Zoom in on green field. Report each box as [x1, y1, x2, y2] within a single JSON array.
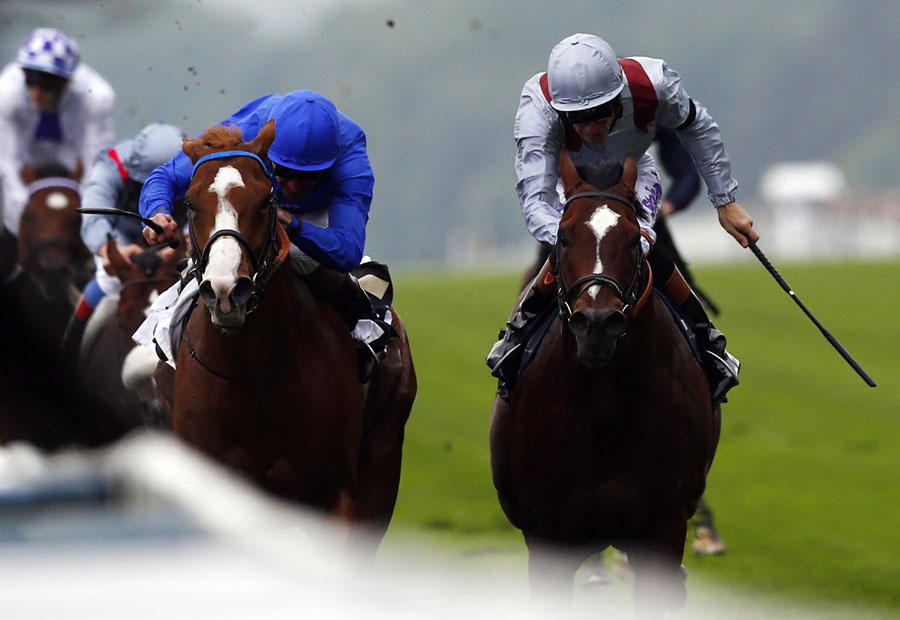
[[381, 258, 900, 614]]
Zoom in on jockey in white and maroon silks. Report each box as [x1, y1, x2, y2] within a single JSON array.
[[489, 33, 758, 407]]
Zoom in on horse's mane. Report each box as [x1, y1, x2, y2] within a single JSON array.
[[195, 124, 245, 150], [570, 160, 639, 211]]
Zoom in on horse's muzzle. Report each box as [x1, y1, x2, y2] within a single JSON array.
[[569, 307, 628, 366], [199, 275, 255, 329]]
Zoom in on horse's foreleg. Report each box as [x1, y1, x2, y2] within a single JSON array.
[[626, 514, 689, 618], [525, 536, 585, 612]]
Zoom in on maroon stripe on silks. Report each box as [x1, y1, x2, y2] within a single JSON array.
[[107, 148, 129, 182], [618, 58, 657, 133], [75, 297, 93, 321], [539, 73, 583, 152]]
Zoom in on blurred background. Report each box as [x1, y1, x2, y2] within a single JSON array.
[[4, 0, 900, 269], [1, 2, 898, 618]]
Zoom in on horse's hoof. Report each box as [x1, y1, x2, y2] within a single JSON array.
[[692, 525, 727, 555]]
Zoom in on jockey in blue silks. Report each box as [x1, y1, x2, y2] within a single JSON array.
[[138, 90, 386, 381]]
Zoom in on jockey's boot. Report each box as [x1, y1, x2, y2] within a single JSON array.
[[677, 289, 740, 407], [305, 266, 387, 383], [486, 259, 556, 396]]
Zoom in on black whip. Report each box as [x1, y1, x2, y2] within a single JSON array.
[[748, 241, 875, 387], [77, 207, 180, 249]]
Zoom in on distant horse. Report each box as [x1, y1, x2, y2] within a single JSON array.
[[75, 237, 182, 444], [169, 121, 415, 544], [490, 156, 719, 615], [7, 163, 91, 347]]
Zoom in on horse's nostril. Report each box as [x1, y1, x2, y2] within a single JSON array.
[[569, 310, 591, 335], [602, 310, 628, 336], [198, 280, 217, 306], [232, 277, 254, 305]]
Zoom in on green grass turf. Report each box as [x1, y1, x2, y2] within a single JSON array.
[[381, 258, 900, 612]]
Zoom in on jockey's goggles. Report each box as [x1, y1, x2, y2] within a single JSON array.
[[23, 68, 68, 93], [273, 163, 325, 182], [564, 100, 616, 126]]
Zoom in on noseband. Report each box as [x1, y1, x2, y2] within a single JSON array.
[[552, 190, 646, 322], [184, 151, 280, 309]]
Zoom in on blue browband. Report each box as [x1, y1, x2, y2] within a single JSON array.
[[191, 150, 270, 179]]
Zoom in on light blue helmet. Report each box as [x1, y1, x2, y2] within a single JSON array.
[[268, 91, 340, 172], [547, 33, 624, 112], [17, 28, 80, 79], [126, 122, 186, 183]]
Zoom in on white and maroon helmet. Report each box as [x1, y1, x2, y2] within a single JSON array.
[[547, 33, 624, 113]]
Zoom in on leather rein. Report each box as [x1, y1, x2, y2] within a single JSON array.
[[552, 190, 651, 321]]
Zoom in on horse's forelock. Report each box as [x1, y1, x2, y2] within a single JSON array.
[[195, 124, 245, 150]]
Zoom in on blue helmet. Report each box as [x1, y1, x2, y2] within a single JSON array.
[[17, 28, 80, 79], [268, 91, 340, 172]]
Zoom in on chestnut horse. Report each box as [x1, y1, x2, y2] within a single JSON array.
[[75, 238, 181, 443], [6, 163, 91, 347], [490, 157, 719, 615], [170, 121, 415, 545]]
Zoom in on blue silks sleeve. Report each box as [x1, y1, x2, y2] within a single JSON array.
[[288, 122, 374, 273], [138, 151, 194, 218], [139, 95, 277, 219]]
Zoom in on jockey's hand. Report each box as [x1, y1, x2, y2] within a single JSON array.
[[143, 213, 177, 246], [717, 202, 759, 248], [276, 207, 301, 234]]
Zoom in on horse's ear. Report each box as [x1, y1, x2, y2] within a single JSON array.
[[182, 137, 205, 164], [71, 159, 84, 183], [247, 119, 276, 159], [559, 152, 584, 198], [20, 163, 37, 185], [620, 155, 638, 191]]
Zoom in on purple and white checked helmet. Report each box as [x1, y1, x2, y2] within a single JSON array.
[[16, 28, 80, 79]]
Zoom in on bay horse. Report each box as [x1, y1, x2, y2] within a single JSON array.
[[7, 162, 91, 348], [74, 237, 182, 443], [490, 156, 719, 616], [169, 121, 415, 546]]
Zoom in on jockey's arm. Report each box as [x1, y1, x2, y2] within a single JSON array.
[[0, 97, 28, 235], [139, 151, 192, 245], [653, 61, 757, 246], [286, 130, 373, 273], [80, 150, 124, 254]]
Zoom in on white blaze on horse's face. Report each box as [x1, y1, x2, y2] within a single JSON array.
[[204, 165, 245, 312], [45, 191, 69, 210], [585, 204, 620, 299]]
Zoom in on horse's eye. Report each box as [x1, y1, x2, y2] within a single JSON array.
[[558, 231, 570, 248]]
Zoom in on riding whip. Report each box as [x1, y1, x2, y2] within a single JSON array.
[[77, 207, 180, 249], [748, 241, 876, 387]]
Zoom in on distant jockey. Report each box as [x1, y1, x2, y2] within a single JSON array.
[[61, 122, 186, 359], [0, 27, 115, 275], [138, 90, 389, 381], [488, 33, 759, 406]]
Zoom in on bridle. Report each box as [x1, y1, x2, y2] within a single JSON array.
[[552, 190, 646, 322], [184, 150, 280, 313]]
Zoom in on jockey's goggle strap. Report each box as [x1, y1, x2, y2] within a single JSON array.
[[191, 151, 270, 179]]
